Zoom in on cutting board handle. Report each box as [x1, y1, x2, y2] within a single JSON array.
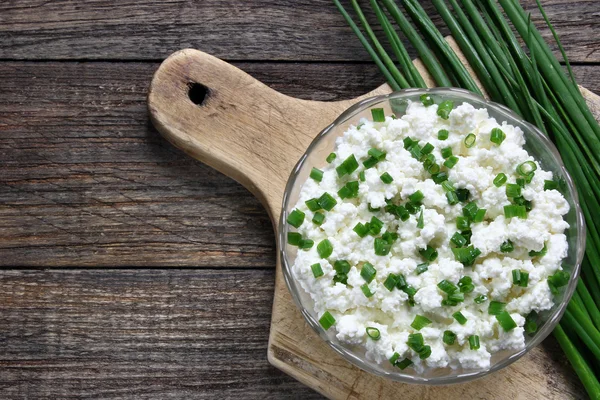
[[148, 49, 388, 220], [148, 50, 326, 218]]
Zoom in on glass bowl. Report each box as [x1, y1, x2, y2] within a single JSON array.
[[278, 88, 585, 385]]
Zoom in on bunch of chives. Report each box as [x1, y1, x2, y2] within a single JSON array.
[[334, 0, 600, 395]]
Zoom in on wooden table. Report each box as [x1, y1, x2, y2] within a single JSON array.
[[0, 1, 598, 398]]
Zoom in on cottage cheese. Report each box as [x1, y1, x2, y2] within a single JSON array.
[[288, 100, 570, 372]]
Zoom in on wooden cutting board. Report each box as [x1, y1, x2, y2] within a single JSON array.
[[148, 40, 596, 399]]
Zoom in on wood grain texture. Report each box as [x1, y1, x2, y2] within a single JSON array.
[[1, 61, 599, 267], [0, 0, 598, 62], [0, 269, 323, 399]]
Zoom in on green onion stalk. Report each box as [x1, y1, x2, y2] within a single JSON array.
[[334, 0, 600, 395]]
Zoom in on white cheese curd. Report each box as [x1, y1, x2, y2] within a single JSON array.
[[288, 100, 570, 372]]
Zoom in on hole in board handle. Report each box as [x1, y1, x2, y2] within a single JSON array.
[[188, 82, 209, 106]]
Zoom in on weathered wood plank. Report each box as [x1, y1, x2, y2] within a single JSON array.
[[0, 269, 324, 399], [1, 62, 599, 267], [0, 0, 598, 62]]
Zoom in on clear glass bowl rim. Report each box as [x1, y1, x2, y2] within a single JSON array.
[[277, 87, 585, 385]]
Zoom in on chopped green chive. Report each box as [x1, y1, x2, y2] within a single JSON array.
[[422, 153, 436, 167], [496, 311, 517, 331], [409, 190, 424, 204], [395, 358, 413, 370], [287, 232, 302, 246], [419, 245, 438, 261], [462, 202, 479, 221], [403, 137, 415, 149], [504, 205, 527, 219], [488, 301, 506, 316], [464, 133, 476, 148], [441, 180, 455, 192], [312, 212, 325, 225], [417, 208, 424, 229], [389, 352, 400, 365], [298, 239, 314, 250], [443, 330, 456, 345], [548, 270, 570, 295], [544, 180, 559, 191], [468, 335, 480, 350], [419, 345, 432, 360], [525, 312, 538, 336], [409, 144, 423, 161], [333, 260, 351, 285], [374, 238, 391, 256], [311, 263, 324, 278], [517, 161, 537, 177], [456, 216, 470, 231], [493, 173, 508, 187], [473, 208, 486, 223], [380, 172, 394, 184], [371, 108, 385, 122], [357, 122, 364, 130], [368, 216, 384, 236], [407, 333, 424, 352], [420, 93, 434, 106], [432, 172, 448, 184], [317, 192, 337, 211], [506, 183, 522, 198], [448, 292, 465, 303], [441, 147, 453, 158], [336, 154, 359, 177], [353, 222, 369, 238], [338, 181, 359, 199], [446, 191, 459, 205], [366, 327, 381, 340], [516, 178, 525, 188], [456, 188, 470, 202], [411, 315, 432, 330], [360, 262, 376, 283], [305, 198, 321, 212], [453, 311, 467, 325], [359, 171, 365, 182], [513, 196, 533, 211], [460, 283, 475, 294], [427, 163, 441, 175], [437, 100, 454, 119], [525, 173, 534, 184], [490, 128, 506, 145], [421, 143, 434, 155], [416, 262, 429, 275], [438, 280, 458, 294], [451, 232, 467, 248], [512, 269, 522, 285], [363, 156, 379, 169], [529, 244, 547, 257], [444, 156, 459, 169], [395, 274, 407, 289], [382, 231, 398, 245], [474, 295, 488, 304], [384, 273, 398, 291], [368, 148, 387, 161], [319, 311, 336, 330], [326, 153, 336, 163], [360, 283, 374, 298], [438, 129, 449, 140], [310, 167, 324, 182], [500, 240, 514, 253], [317, 239, 333, 259], [452, 245, 481, 266], [520, 271, 529, 287], [287, 209, 305, 228]]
